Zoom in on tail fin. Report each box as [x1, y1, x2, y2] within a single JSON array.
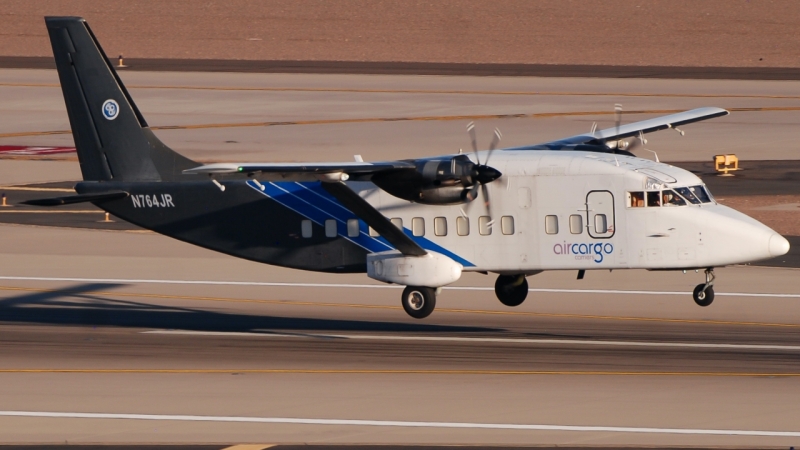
[[45, 17, 197, 181]]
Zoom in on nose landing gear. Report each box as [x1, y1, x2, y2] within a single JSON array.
[[495, 274, 529, 307], [692, 268, 715, 307], [401, 286, 437, 319]]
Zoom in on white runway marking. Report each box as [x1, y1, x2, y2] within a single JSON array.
[[143, 330, 800, 352], [1, 275, 799, 298], [0, 410, 798, 437]]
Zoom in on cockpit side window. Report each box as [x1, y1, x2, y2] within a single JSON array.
[[628, 192, 645, 208], [662, 189, 687, 207], [675, 187, 701, 205], [646, 191, 661, 207], [691, 185, 713, 203]]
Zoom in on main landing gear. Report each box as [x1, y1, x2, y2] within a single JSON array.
[[495, 274, 529, 307], [692, 268, 715, 307], [401, 286, 437, 319]]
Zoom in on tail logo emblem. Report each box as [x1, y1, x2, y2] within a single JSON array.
[[102, 99, 119, 120]]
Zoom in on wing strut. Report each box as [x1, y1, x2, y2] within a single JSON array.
[[320, 182, 427, 257]]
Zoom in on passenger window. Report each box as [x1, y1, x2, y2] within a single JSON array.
[[434, 217, 447, 236], [545, 215, 558, 235], [501, 216, 514, 235], [412, 217, 425, 236], [301, 220, 313, 238], [369, 227, 379, 237], [479, 216, 493, 235], [594, 214, 607, 234], [347, 219, 360, 237], [569, 214, 583, 234], [325, 219, 337, 237], [647, 191, 661, 207], [391, 218, 403, 229], [628, 191, 645, 208], [456, 216, 470, 236], [662, 190, 687, 207]]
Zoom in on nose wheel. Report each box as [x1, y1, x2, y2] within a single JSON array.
[[495, 274, 529, 307], [692, 268, 715, 307], [401, 286, 437, 319]]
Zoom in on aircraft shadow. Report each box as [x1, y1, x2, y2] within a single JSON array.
[[0, 283, 497, 334]]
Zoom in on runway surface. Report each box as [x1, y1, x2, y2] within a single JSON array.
[[1, 223, 800, 446], [3, 69, 800, 163], [1, 69, 800, 447]]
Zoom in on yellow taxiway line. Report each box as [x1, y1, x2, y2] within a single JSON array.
[[0, 284, 798, 329], [1, 106, 799, 139], [0, 368, 797, 376], [4, 81, 800, 100]]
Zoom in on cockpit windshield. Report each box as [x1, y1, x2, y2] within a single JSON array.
[[627, 185, 714, 208]]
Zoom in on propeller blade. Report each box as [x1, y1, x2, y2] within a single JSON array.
[[484, 127, 502, 166], [614, 103, 622, 135], [466, 121, 479, 164], [481, 183, 491, 218]]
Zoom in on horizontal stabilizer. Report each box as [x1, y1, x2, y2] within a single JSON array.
[[22, 191, 128, 206]]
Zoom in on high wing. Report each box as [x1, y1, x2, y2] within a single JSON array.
[[509, 107, 729, 150], [183, 161, 416, 181]]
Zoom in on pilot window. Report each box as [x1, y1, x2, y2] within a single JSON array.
[[391, 218, 403, 229], [647, 191, 661, 207], [545, 215, 558, 234], [662, 190, 687, 207], [501, 216, 514, 235], [594, 214, 607, 234], [301, 220, 313, 238], [412, 217, 425, 236], [479, 216, 492, 235], [628, 191, 645, 208], [692, 185, 713, 203], [456, 216, 470, 236], [674, 187, 699, 204], [347, 219, 359, 237], [434, 217, 447, 236], [325, 219, 337, 237], [569, 214, 583, 234]]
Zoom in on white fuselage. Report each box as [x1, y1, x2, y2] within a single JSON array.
[[361, 150, 788, 273]]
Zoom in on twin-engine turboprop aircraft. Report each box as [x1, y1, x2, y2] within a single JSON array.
[[31, 17, 790, 319]]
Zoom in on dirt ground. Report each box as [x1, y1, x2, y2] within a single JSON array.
[[2, 0, 800, 67]]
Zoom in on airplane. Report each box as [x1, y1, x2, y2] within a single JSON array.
[[28, 16, 790, 319]]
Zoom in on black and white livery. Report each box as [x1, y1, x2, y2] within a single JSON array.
[[31, 17, 790, 319]]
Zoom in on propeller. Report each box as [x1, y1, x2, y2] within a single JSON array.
[[464, 122, 503, 217]]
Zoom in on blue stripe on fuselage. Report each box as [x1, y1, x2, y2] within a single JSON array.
[[247, 180, 474, 267]]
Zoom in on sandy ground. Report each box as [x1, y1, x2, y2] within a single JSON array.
[[2, 0, 800, 68]]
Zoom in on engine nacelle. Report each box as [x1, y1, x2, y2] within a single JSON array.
[[371, 154, 500, 205], [367, 250, 463, 287]]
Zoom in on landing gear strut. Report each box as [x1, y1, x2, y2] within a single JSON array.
[[495, 274, 529, 307], [401, 286, 437, 319], [692, 268, 715, 307]]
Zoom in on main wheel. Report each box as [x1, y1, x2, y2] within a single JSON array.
[[495, 275, 529, 307], [401, 286, 436, 319], [693, 284, 715, 307]]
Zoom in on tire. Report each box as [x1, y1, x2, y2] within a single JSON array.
[[401, 286, 436, 319], [693, 284, 714, 307], [495, 275, 529, 307]]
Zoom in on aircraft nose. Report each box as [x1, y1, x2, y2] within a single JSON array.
[[769, 234, 790, 257]]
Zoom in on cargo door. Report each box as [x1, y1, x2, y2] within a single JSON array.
[[586, 190, 615, 239]]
